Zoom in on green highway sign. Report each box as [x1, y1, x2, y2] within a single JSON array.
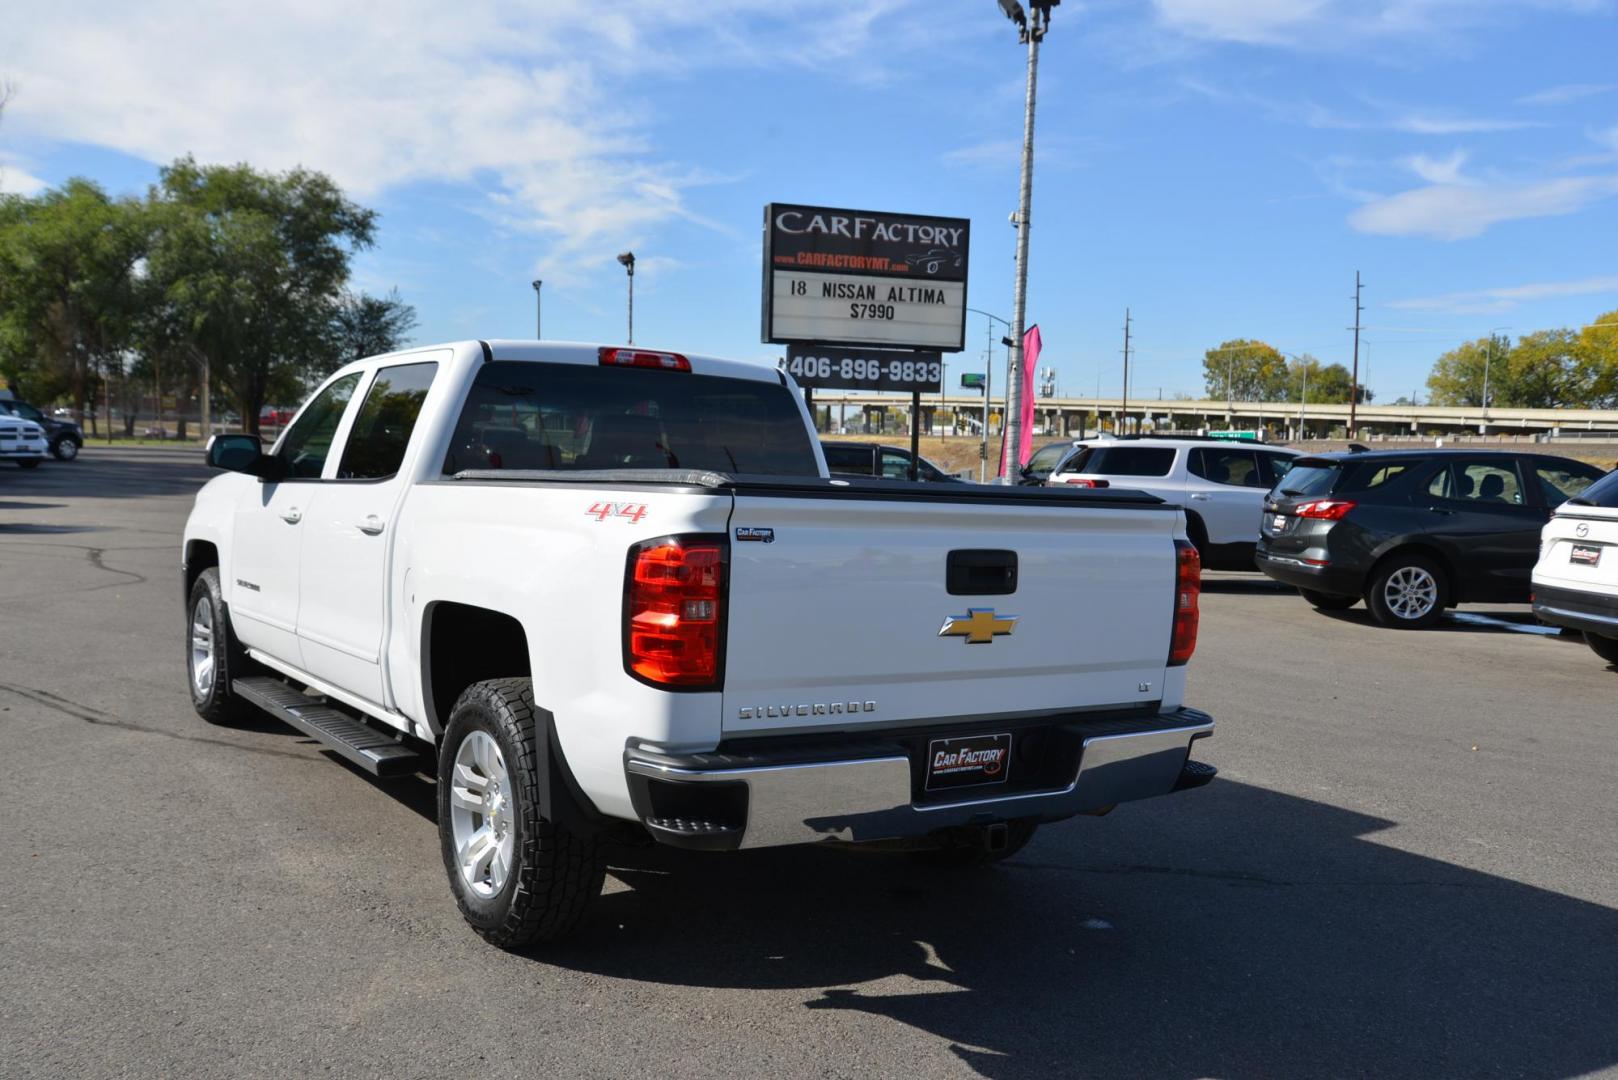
[[1208, 429, 1259, 440], [960, 372, 986, 390]]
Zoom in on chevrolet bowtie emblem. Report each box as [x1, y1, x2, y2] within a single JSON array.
[[939, 608, 1018, 644]]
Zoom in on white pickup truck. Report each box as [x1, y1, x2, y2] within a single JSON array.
[[182, 341, 1214, 948]]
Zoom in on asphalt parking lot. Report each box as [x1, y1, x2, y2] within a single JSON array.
[[3, 448, 1616, 1079]]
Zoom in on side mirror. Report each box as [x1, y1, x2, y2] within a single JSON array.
[[205, 434, 286, 481]]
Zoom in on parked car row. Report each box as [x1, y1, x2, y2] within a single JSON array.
[[1021, 434, 1617, 668]]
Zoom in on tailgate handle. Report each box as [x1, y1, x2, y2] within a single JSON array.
[[947, 549, 1018, 596]]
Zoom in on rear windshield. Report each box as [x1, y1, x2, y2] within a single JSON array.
[[1275, 464, 1340, 497], [1065, 445, 1176, 477], [1277, 459, 1416, 497], [1570, 468, 1618, 508], [442, 361, 819, 476]]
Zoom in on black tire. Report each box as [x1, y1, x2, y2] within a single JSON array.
[[185, 567, 258, 725], [17, 459, 41, 469], [438, 678, 605, 949], [1299, 587, 1358, 611], [52, 438, 80, 461], [1365, 552, 1448, 630], [916, 820, 1038, 868], [1587, 633, 1618, 666]]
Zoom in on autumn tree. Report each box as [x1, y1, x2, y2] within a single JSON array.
[[1203, 339, 1288, 401]]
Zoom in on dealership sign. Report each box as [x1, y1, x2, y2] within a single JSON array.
[[762, 203, 970, 358]]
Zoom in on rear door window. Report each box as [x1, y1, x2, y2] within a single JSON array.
[[822, 445, 875, 475], [1190, 447, 1264, 487], [443, 361, 820, 476], [337, 362, 439, 480], [1024, 442, 1074, 478], [1428, 459, 1526, 506]]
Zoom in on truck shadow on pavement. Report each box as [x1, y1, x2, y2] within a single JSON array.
[[1, 450, 215, 499], [539, 780, 1618, 1079]]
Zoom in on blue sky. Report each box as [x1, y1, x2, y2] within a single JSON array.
[[3, 0, 1617, 402]]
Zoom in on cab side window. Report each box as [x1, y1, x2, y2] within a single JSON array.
[[337, 362, 439, 480], [277, 373, 361, 479], [822, 445, 874, 475], [1191, 447, 1265, 488]]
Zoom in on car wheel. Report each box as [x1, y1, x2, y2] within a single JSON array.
[[1365, 553, 1447, 629], [186, 568, 258, 724], [1587, 633, 1618, 666], [1299, 588, 1358, 611], [52, 438, 80, 461], [915, 820, 1038, 868], [438, 678, 605, 948]]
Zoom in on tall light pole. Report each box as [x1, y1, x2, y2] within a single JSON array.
[[970, 307, 1011, 481], [1349, 271, 1364, 438], [616, 251, 635, 344], [531, 279, 543, 339], [995, 0, 1057, 482]]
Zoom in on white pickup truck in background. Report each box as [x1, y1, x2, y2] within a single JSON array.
[[182, 341, 1214, 948]]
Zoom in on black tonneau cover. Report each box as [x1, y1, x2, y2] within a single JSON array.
[[451, 468, 1168, 509]]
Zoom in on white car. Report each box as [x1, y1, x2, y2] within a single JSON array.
[[1531, 467, 1618, 666], [1024, 437, 1302, 570], [0, 416, 48, 468], [181, 340, 1216, 948]]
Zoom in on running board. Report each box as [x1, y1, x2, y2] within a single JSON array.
[[233, 676, 426, 778]]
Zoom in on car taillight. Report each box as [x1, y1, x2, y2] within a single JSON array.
[[1294, 499, 1357, 520], [1169, 539, 1201, 666], [1063, 478, 1109, 488], [625, 536, 725, 688], [599, 347, 691, 371]]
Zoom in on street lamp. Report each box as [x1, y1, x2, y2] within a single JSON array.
[[993, 0, 1059, 483], [616, 252, 636, 344], [969, 307, 1012, 482], [531, 279, 543, 339]]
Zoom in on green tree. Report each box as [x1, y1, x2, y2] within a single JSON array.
[[1426, 330, 1587, 408], [1425, 334, 1510, 407], [1577, 308, 1618, 407], [0, 180, 148, 426], [331, 288, 418, 365], [146, 156, 376, 434], [1203, 339, 1287, 401]]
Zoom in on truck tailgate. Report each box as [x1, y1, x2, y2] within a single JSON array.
[[722, 488, 1179, 734]]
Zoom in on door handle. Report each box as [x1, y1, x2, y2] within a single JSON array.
[[280, 508, 302, 524], [357, 515, 385, 535], [1430, 508, 1456, 516], [1189, 493, 1212, 501]]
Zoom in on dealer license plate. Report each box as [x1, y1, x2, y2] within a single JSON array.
[[1270, 514, 1288, 532], [1570, 544, 1602, 567], [925, 732, 1012, 792]]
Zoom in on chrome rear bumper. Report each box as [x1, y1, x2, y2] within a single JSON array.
[[624, 708, 1214, 851]]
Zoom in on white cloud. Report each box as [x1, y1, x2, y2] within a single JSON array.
[[1349, 174, 1618, 239], [1153, 0, 1612, 49], [1404, 150, 1470, 184], [0, 156, 47, 196], [1517, 82, 1618, 106], [0, 1, 917, 273], [1391, 275, 1618, 314]]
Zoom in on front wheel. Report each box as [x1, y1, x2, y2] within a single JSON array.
[[438, 679, 605, 948], [1365, 553, 1448, 629], [1587, 633, 1618, 666], [1299, 588, 1357, 611], [52, 438, 80, 461], [186, 568, 257, 724]]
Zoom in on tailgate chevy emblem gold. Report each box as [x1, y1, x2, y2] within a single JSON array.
[[939, 608, 1018, 644]]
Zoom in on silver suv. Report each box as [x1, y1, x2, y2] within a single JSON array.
[[1023, 436, 1301, 570]]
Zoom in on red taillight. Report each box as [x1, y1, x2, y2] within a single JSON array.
[[599, 347, 691, 371], [1063, 478, 1110, 488], [1169, 539, 1201, 666], [626, 538, 724, 687], [1294, 499, 1357, 521]]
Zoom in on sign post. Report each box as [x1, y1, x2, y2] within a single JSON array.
[[763, 202, 969, 481]]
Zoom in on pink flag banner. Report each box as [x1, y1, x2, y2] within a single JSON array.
[[1000, 323, 1041, 478]]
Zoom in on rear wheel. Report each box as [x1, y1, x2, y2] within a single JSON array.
[[438, 678, 605, 948], [1587, 633, 1618, 666], [1299, 588, 1357, 611], [1365, 553, 1448, 630]]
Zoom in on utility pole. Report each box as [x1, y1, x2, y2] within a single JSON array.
[[996, 0, 1056, 482], [1120, 308, 1132, 436], [1349, 271, 1364, 438], [616, 252, 635, 343], [531, 279, 543, 339]]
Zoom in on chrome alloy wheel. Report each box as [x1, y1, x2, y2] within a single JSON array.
[[1384, 565, 1439, 621], [189, 598, 216, 698], [449, 730, 516, 898]]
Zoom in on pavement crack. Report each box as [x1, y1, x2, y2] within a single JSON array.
[[0, 681, 309, 761]]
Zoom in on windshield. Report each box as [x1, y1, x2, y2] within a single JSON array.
[[1569, 467, 1618, 509], [443, 361, 820, 476], [1024, 442, 1075, 478], [1274, 463, 1340, 497]]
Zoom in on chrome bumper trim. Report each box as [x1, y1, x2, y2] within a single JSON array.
[[625, 713, 1214, 850]]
